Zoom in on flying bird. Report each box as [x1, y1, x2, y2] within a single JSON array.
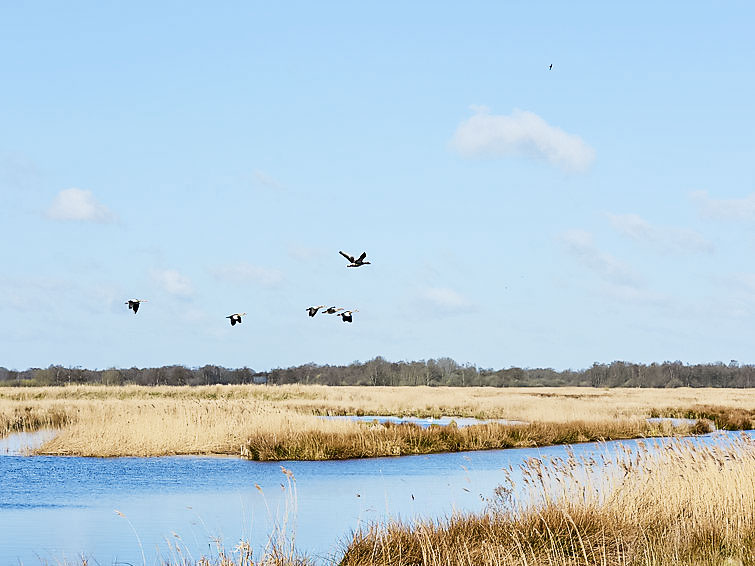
[[126, 299, 147, 314], [322, 306, 344, 315], [307, 305, 326, 317], [549, 63, 553, 70], [339, 251, 371, 267], [226, 312, 246, 326], [339, 309, 358, 323]]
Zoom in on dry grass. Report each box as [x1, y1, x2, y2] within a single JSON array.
[[341, 435, 755, 566], [0, 385, 752, 458], [242, 419, 709, 461]]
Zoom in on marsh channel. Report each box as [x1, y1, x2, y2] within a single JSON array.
[[1, 425, 752, 565]]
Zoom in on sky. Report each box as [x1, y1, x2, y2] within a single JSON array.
[[1, 2, 754, 371]]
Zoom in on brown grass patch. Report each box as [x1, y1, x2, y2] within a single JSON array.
[[243, 419, 696, 461], [341, 435, 755, 565]]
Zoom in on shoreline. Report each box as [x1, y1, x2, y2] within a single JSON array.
[[1, 420, 715, 461]]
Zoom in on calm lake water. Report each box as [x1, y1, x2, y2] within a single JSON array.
[[1, 430, 752, 565]]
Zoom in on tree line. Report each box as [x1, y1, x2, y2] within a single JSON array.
[[1, 357, 754, 388]]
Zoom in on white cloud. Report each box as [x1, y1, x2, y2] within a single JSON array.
[[151, 269, 194, 297], [691, 190, 755, 221], [559, 229, 638, 285], [419, 286, 474, 314], [606, 213, 713, 254], [46, 188, 115, 223], [210, 262, 284, 287], [253, 170, 286, 191], [451, 108, 595, 172]]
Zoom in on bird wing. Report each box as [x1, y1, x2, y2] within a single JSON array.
[[357, 252, 367, 262], [339, 251, 355, 263], [133, 302, 140, 313]]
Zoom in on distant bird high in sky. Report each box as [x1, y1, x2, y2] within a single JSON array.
[[226, 312, 246, 326], [339, 251, 371, 267], [549, 63, 553, 70], [307, 305, 326, 317], [125, 299, 146, 314], [339, 310, 358, 323]]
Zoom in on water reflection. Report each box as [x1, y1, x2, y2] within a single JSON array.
[[0, 429, 58, 455], [0, 430, 751, 564]]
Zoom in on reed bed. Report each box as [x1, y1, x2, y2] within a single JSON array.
[[341, 435, 755, 566], [0, 385, 752, 458], [242, 419, 706, 461]]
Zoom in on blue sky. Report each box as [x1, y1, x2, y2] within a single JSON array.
[[1, 2, 754, 371]]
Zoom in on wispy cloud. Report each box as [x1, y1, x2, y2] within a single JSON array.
[[151, 269, 194, 297], [46, 188, 115, 223], [419, 286, 474, 314], [606, 213, 713, 254], [451, 107, 595, 172], [690, 190, 755, 221], [559, 229, 638, 285], [210, 262, 284, 287], [253, 170, 286, 191], [599, 282, 668, 307]]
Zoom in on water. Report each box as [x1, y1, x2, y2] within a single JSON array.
[[0, 430, 58, 455], [319, 415, 528, 427], [323, 415, 705, 429], [1, 430, 752, 565]]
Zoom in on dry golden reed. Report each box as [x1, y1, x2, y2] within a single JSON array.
[[341, 435, 755, 566], [1, 384, 753, 458]]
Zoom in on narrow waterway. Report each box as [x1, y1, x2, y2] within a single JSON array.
[[0, 429, 751, 565]]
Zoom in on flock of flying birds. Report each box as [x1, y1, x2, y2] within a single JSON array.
[[125, 250, 371, 326]]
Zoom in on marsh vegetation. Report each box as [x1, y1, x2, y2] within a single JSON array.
[[1, 385, 753, 459], [341, 435, 755, 566]]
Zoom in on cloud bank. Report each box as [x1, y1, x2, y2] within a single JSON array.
[[46, 188, 115, 223], [451, 108, 595, 172]]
